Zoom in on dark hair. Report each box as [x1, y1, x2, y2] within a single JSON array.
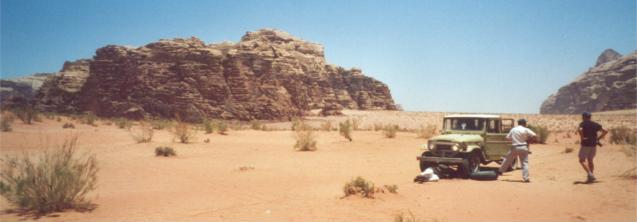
[[517, 118, 527, 125], [582, 112, 592, 118]]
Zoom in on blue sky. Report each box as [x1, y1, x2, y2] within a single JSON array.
[[1, 0, 635, 113]]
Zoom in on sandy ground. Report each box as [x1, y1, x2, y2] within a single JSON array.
[[0, 111, 635, 222]]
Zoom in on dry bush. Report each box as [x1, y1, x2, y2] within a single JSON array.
[[320, 121, 332, 131], [202, 119, 214, 134], [13, 106, 40, 124], [0, 135, 98, 213], [215, 120, 228, 135], [563, 147, 574, 153], [394, 211, 425, 222], [416, 124, 437, 139], [151, 119, 173, 130], [343, 177, 375, 198], [80, 112, 97, 126], [609, 127, 636, 145], [383, 124, 399, 138], [154, 146, 176, 157], [131, 121, 154, 143], [528, 125, 550, 144], [293, 121, 317, 151], [1, 112, 15, 132], [173, 119, 196, 143], [62, 123, 75, 129], [115, 118, 132, 130], [351, 118, 361, 131], [373, 123, 383, 131], [339, 120, 353, 141], [250, 121, 264, 130], [384, 184, 398, 194]]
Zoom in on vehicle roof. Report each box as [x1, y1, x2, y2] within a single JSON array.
[[443, 114, 501, 119]]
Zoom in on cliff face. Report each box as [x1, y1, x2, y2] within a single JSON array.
[[0, 73, 53, 109], [540, 49, 637, 114], [35, 29, 396, 120]]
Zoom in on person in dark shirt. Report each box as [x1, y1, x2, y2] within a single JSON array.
[[577, 112, 608, 183]]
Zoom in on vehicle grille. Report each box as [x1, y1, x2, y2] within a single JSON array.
[[435, 144, 452, 150]]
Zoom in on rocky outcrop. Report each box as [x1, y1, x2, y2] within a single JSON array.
[[34, 29, 396, 120], [540, 49, 637, 114], [0, 73, 53, 108]]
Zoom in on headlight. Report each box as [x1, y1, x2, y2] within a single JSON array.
[[452, 144, 459, 151], [427, 141, 433, 150]]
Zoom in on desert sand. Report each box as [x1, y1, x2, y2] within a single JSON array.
[[0, 110, 635, 222]]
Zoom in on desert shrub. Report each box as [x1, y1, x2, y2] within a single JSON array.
[[320, 121, 332, 131], [0, 135, 98, 213], [203, 138, 210, 143], [528, 125, 550, 144], [293, 121, 317, 151], [62, 123, 75, 129], [173, 120, 196, 144], [351, 118, 361, 131], [115, 118, 132, 130], [416, 124, 437, 139], [13, 106, 39, 124], [609, 127, 636, 145], [238, 166, 255, 171], [154, 146, 176, 157], [394, 211, 425, 222], [131, 121, 154, 143], [250, 121, 263, 130], [151, 119, 173, 130], [383, 124, 399, 138], [43, 112, 56, 120], [373, 123, 383, 131], [80, 112, 97, 126], [384, 184, 398, 194], [339, 120, 353, 141], [1, 113, 15, 132], [215, 120, 228, 135], [343, 177, 375, 198], [202, 119, 214, 134], [563, 147, 574, 153], [56, 117, 62, 122]]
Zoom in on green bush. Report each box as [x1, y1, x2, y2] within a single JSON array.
[[155, 146, 176, 157], [339, 120, 353, 141], [293, 121, 317, 151], [383, 125, 399, 138], [528, 125, 550, 144], [343, 177, 375, 198], [1, 112, 15, 132], [0, 135, 98, 213], [609, 127, 636, 145]]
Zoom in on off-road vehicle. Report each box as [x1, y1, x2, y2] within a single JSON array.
[[417, 114, 515, 178]]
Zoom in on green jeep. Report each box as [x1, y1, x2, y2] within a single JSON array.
[[417, 114, 515, 178]]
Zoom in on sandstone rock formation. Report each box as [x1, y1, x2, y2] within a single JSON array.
[[540, 49, 636, 114], [34, 29, 396, 120], [0, 73, 53, 109]]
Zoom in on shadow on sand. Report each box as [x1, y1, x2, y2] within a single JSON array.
[[1, 203, 97, 220]]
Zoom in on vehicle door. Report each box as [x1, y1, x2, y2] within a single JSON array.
[[484, 119, 513, 160]]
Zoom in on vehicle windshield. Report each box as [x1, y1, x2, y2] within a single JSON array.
[[443, 118, 486, 131]]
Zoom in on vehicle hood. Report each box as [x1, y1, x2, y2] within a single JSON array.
[[429, 134, 483, 143]]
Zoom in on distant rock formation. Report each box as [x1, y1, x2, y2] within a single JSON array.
[[32, 29, 396, 120], [0, 73, 53, 109], [540, 49, 636, 114]]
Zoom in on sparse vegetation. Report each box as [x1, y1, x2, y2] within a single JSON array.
[[351, 118, 361, 131], [154, 146, 176, 157], [80, 112, 97, 126], [563, 147, 574, 153], [620, 146, 636, 157], [13, 106, 40, 124], [416, 124, 437, 139], [115, 118, 132, 130], [173, 119, 196, 144], [151, 119, 173, 130], [373, 123, 383, 131], [132, 121, 154, 143], [1, 112, 15, 132], [0, 135, 98, 214], [609, 126, 636, 145], [250, 121, 264, 130], [203, 138, 210, 143], [62, 123, 76, 129], [619, 167, 637, 180], [383, 124, 399, 138], [203, 119, 214, 134], [528, 125, 550, 144], [238, 166, 255, 171], [293, 120, 317, 151], [339, 120, 353, 141], [343, 177, 375, 198], [320, 121, 332, 131], [384, 184, 398, 194], [394, 211, 425, 222], [215, 120, 228, 135]]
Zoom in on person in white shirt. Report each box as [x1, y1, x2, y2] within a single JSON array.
[[498, 119, 537, 182]]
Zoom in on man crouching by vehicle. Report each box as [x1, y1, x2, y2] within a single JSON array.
[[497, 119, 537, 183]]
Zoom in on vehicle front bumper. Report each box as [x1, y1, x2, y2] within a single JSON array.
[[417, 156, 465, 164]]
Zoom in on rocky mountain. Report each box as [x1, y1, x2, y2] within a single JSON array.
[[34, 29, 396, 121], [0, 73, 54, 108], [540, 49, 636, 114]]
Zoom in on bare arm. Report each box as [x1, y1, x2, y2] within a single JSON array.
[[598, 128, 608, 141]]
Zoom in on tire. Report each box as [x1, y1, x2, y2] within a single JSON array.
[[419, 151, 436, 172], [459, 151, 481, 178]]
